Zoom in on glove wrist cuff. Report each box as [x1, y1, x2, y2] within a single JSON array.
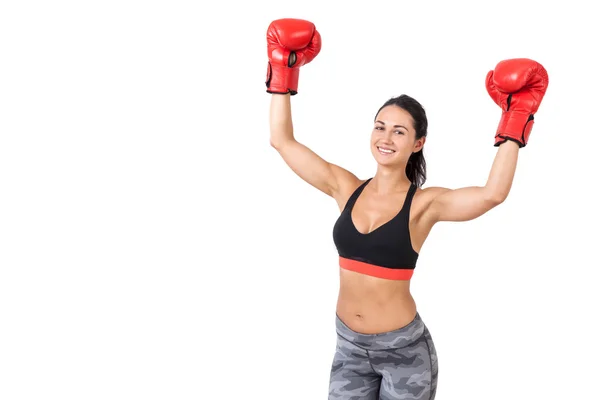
[[265, 63, 300, 95], [494, 111, 535, 147]]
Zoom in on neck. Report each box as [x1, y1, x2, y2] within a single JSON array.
[[370, 167, 412, 194]]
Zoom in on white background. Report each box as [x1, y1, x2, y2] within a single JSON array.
[[1, 1, 599, 399]]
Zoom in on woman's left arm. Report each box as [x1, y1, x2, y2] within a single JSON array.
[[426, 57, 549, 224], [426, 140, 519, 222]]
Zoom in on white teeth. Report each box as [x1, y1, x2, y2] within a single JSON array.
[[378, 147, 395, 154]]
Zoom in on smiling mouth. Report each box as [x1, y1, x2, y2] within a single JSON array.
[[377, 146, 396, 155]]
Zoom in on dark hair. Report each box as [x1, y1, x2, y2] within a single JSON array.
[[374, 94, 428, 187]]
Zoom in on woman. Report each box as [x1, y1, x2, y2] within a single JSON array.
[[266, 18, 548, 400]]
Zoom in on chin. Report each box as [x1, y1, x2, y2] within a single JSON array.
[[372, 152, 406, 170]]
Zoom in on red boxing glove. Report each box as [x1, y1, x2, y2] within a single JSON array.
[[265, 18, 322, 95], [486, 58, 549, 147]]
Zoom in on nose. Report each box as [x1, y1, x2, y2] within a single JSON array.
[[381, 128, 394, 142]]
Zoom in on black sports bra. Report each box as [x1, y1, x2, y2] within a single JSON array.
[[332, 178, 419, 280]]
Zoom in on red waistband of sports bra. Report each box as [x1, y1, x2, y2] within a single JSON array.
[[339, 256, 414, 280]]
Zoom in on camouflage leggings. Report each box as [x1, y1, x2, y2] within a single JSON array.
[[329, 312, 438, 400]]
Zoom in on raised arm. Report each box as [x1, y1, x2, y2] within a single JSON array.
[[426, 141, 519, 222], [266, 19, 359, 202], [270, 94, 359, 200], [426, 58, 549, 223]]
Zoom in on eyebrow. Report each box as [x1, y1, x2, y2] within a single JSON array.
[[375, 120, 408, 131]]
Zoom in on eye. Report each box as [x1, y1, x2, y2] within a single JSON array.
[[395, 130, 405, 135], [375, 126, 384, 130]]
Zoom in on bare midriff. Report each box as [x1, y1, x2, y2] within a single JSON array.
[[336, 268, 417, 334]]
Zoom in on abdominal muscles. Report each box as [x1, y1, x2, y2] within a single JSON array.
[[336, 268, 418, 334]]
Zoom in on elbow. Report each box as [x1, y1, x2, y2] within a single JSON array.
[[270, 136, 294, 151], [270, 140, 288, 152], [270, 136, 285, 150], [485, 189, 508, 206], [269, 130, 292, 150]]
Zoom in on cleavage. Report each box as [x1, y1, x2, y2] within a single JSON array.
[[351, 193, 406, 235]]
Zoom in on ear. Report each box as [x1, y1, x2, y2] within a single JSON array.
[[413, 137, 426, 152]]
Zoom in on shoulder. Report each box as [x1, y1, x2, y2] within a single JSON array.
[[333, 175, 369, 212]]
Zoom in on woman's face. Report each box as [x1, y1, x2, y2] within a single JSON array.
[[370, 105, 424, 167]]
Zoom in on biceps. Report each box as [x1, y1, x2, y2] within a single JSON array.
[[431, 186, 501, 222], [275, 140, 358, 198]]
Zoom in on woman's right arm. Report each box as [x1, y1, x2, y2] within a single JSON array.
[[269, 93, 360, 207]]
